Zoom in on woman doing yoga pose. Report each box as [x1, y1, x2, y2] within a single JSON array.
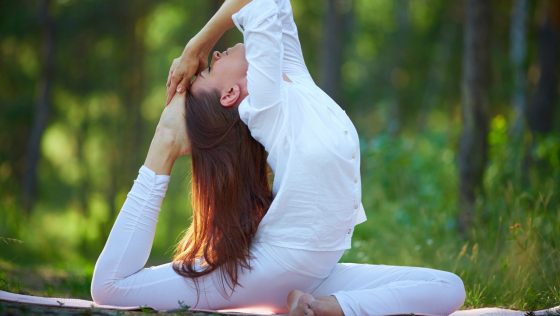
[[91, 0, 466, 315]]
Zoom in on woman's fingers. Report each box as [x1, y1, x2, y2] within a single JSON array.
[[165, 58, 184, 104], [166, 74, 183, 105], [166, 67, 173, 88], [166, 58, 180, 88]]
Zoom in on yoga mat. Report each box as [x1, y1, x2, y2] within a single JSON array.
[[0, 290, 140, 310], [0, 290, 268, 315], [1, 290, 559, 315]]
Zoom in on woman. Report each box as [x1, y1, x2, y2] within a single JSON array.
[[92, 0, 466, 315]]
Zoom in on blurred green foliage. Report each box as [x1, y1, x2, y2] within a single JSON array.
[[0, 0, 559, 311]]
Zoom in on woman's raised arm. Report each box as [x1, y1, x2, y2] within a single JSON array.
[[166, 0, 252, 104], [275, 0, 310, 78], [233, 0, 283, 109]]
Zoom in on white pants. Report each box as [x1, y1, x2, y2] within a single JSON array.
[[91, 167, 465, 315]]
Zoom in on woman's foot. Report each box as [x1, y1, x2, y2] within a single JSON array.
[[287, 290, 344, 316]]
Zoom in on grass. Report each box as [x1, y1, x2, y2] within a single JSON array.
[[1, 118, 559, 312], [0, 259, 91, 299]]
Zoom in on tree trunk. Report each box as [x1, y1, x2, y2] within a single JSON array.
[[121, 10, 147, 184], [509, 0, 529, 185], [99, 1, 150, 241], [319, 0, 353, 104], [458, 0, 491, 237], [527, 0, 560, 135], [22, 0, 54, 213], [510, 0, 528, 138]]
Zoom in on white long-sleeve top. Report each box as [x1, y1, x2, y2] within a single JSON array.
[[233, 0, 366, 251]]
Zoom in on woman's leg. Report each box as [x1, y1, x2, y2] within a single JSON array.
[[91, 241, 323, 312], [292, 263, 465, 316], [90, 167, 318, 312]]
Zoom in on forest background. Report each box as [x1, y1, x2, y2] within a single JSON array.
[[1, 0, 559, 311]]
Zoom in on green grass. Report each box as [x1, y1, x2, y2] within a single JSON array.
[[0, 259, 92, 299], [1, 118, 559, 311]]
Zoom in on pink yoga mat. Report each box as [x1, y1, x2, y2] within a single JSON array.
[[1, 290, 558, 315], [0, 290, 271, 314]]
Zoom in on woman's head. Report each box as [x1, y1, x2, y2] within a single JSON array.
[[172, 87, 271, 293], [191, 43, 248, 108]]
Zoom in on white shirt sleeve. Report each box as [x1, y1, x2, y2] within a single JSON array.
[[92, 166, 169, 281], [233, 0, 284, 151], [233, 0, 282, 111], [276, 0, 312, 78]]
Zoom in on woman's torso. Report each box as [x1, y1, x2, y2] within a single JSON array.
[[251, 75, 366, 251]]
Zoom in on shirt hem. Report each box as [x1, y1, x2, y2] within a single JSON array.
[[253, 239, 352, 252]]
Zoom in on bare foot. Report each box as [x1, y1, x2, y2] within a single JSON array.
[[288, 290, 314, 316], [287, 290, 344, 316]]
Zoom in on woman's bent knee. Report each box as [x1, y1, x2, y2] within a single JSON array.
[[90, 280, 108, 305], [90, 277, 118, 306]]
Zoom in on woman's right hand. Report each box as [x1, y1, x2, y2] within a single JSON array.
[[166, 41, 209, 104], [157, 92, 191, 156], [145, 93, 191, 175]]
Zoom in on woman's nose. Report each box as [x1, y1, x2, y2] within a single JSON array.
[[210, 51, 221, 67], [212, 51, 221, 61]]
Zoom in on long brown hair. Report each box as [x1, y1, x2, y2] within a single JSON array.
[[172, 89, 271, 294]]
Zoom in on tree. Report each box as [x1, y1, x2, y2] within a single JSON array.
[[21, 0, 54, 213], [458, 0, 491, 236], [510, 0, 528, 138], [104, 0, 154, 229], [319, 0, 353, 104], [527, 0, 560, 135]]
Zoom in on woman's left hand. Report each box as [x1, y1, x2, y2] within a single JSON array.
[[166, 41, 208, 105]]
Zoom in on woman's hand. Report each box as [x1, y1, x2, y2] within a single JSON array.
[[145, 93, 191, 175], [166, 41, 209, 104]]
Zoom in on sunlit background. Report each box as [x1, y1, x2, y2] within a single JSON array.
[[1, 0, 559, 310]]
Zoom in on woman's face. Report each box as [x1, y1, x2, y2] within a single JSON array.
[[191, 43, 248, 96]]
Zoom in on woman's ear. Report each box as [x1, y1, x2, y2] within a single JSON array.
[[220, 84, 241, 108]]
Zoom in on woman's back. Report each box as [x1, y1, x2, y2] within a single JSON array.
[[233, 0, 366, 252]]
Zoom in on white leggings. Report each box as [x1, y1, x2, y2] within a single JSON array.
[[91, 167, 465, 315]]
